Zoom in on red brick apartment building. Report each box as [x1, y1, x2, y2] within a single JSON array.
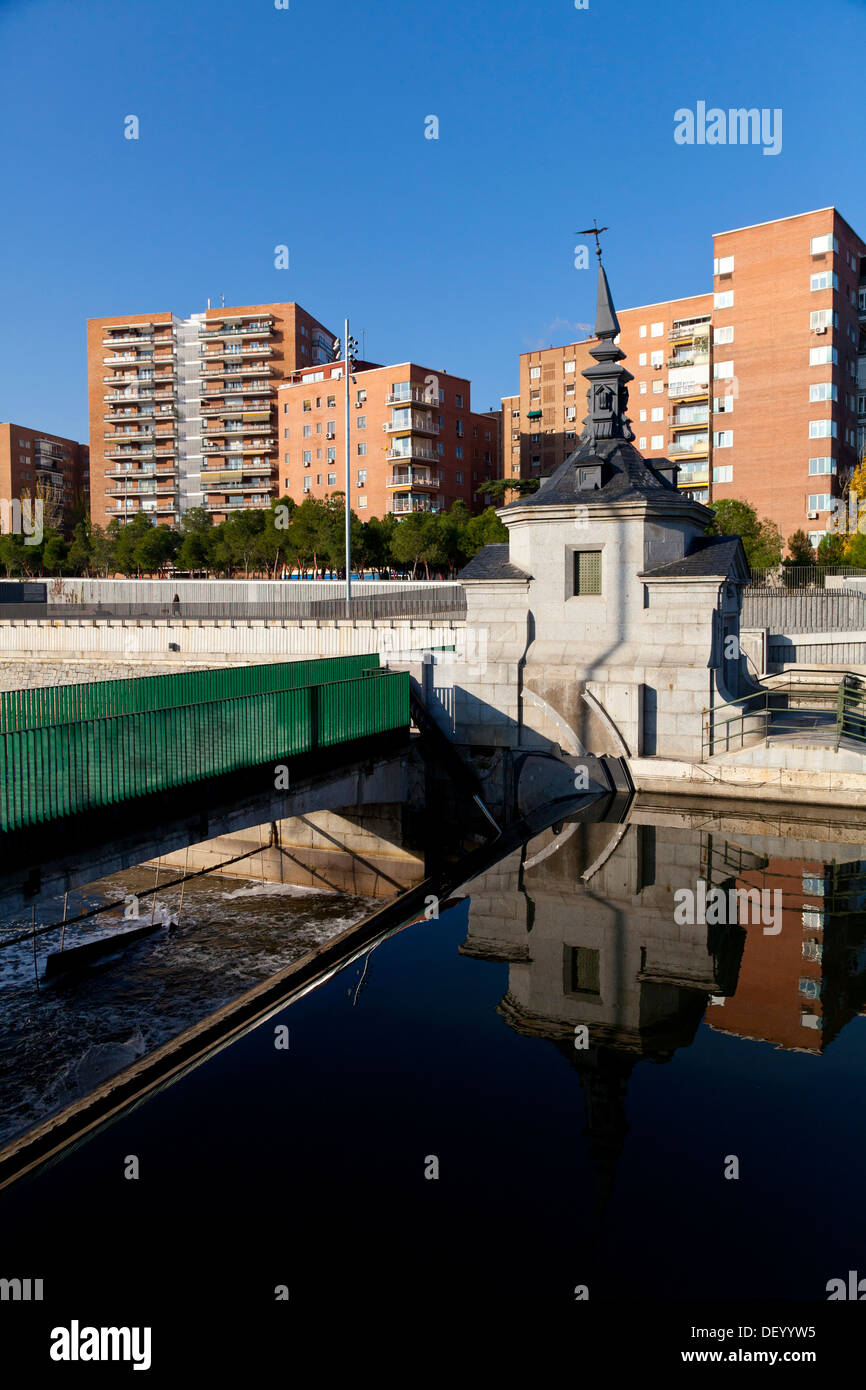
[[277, 361, 499, 517], [507, 208, 866, 548], [87, 302, 335, 528], [0, 422, 89, 532]]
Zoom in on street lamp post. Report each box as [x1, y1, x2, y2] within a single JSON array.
[[334, 321, 358, 613]]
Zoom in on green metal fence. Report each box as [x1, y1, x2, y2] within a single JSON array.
[[0, 654, 381, 733], [0, 668, 408, 832], [701, 673, 866, 759]]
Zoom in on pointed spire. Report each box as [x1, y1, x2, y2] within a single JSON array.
[[579, 249, 633, 445], [594, 263, 620, 340]]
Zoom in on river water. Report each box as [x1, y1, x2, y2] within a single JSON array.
[[1, 797, 865, 1359]]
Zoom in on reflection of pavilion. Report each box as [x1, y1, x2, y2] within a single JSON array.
[[460, 811, 746, 1223], [460, 802, 866, 1221]]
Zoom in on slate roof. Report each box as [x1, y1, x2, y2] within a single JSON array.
[[500, 436, 697, 509], [458, 544, 531, 581], [638, 535, 748, 579]]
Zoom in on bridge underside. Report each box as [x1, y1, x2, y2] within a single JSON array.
[[0, 730, 411, 918]]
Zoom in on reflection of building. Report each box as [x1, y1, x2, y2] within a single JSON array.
[[460, 804, 866, 1223], [460, 812, 745, 1221], [702, 837, 866, 1052]]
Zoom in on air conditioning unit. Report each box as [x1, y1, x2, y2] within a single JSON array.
[[815, 326, 827, 335], [807, 511, 819, 519]]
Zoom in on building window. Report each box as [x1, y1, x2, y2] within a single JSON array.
[[714, 326, 734, 345], [530, 367, 541, 379], [456, 445, 464, 459], [639, 381, 647, 394], [326, 394, 336, 408], [302, 400, 311, 412], [356, 389, 366, 405], [357, 442, 366, 456], [357, 495, 367, 509], [327, 447, 336, 462], [810, 234, 838, 255], [651, 407, 664, 422], [650, 350, 663, 367], [652, 379, 664, 394], [809, 420, 837, 438], [638, 353, 647, 367], [713, 465, 733, 483], [713, 431, 733, 448], [713, 360, 735, 380], [713, 254, 735, 275], [564, 360, 576, 374], [567, 945, 601, 996], [638, 436, 647, 449], [639, 410, 647, 422], [714, 291, 734, 309], [303, 476, 312, 492], [303, 450, 312, 464], [327, 472, 337, 486], [639, 325, 647, 338], [808, 494, 835, 512], [809, 457, 836, 475], [650, 321, 664, 337], [302, 424, 312, 438], [456, 470, 463, 484], [357, 469, 367, 485], [810, 271, 838, 291], [650, 435, 664, 449], [713, 395, 734, 414], [810, 382, 837, 402], [573, 550, 602, 596], [810, 346, 837, 365], [325, 419, 336, 435], [357, 415, 366, 429]]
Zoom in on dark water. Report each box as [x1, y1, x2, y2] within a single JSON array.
[[1, 800, 866, 1365]]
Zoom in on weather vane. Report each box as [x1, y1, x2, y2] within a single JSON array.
[[579, 220, 608, 263]]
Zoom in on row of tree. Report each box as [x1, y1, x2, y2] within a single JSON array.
[[706, 498, 866, 568], [2, 490, 861, 580], [0, 496, 510, 580]]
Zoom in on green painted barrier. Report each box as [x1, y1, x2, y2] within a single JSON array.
[[0, 669, 408, 832], [0, 653, 381, 732]]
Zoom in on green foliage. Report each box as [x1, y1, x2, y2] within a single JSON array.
[[477, 477, 540, 505], [785, 529, 815, 565], [816, 533, 847, 566], [707, 498, 782, 568], [843, 530, 866, 567]]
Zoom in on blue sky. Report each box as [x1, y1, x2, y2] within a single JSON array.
[[0, 0, 863, 439]]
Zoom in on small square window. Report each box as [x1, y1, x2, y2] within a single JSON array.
[[573, 549, 602, 596]]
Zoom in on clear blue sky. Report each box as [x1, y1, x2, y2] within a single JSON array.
[[0, 0, 863, 439]]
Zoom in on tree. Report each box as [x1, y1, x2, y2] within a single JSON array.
[[221, 509, 265, 578], [134, 523, 177, 576], [40, 531, 70, 576], [785, 529, 815, 565], [389, 512, 437, 578], [816, 533, 846, 566], [66, 519, 93, 576], [477, 477, 540, 506], [707, 498, 781, 568], [287, 498, 330, 576], [113, 513, 154, 576], [844, 530, 866, 568], [176, 507, 214, 574], [463, 506, 509, 559], [89, 524, 118, 578]]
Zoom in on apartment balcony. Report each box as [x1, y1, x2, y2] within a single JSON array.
[[666, 353, 709, 369], [200, 401, 273, 417], [200, 363, 275, 380], [677, 466, 710, 487], [668, 437, 709, 457], [383, 414, 439, 437], [104, 410, 154, 424], [668, 381, 708, 401], [386, 387, 437, 407], [200, 380, 275, 398], [104, 428, 156, 443], [201, 464, 272, 481], [104, 464, 157, 479], [104, 388, 155, 402], [103, 372, 152, 386], [201, 344, 274, 361], [105, 449, 157, 464], [668, 412, 709, 429], [201, 497, 272, 512], [199, 323, 274, 341], [385, 445, 438, 464], [102, 333, 154, 348], [387, 469, 440, 490], [668, 323, 710, 343], [154, 446, 178, 458], [390, 496, 438, 515]]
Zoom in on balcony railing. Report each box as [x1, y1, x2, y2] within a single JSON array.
[[668, 381, 708, 400], [668, 412, 709, 428], [667, 353, 709, 369], [385, 446, 437, 463], [390, 497, 438, 514], [668, 323, 710, 342], [387, 470, 440, 489], [385, 387, 438, 407], [383, 415, 439, 436], [199, 323, 274, 340], [102, 333, 154, 348], [668, 437, 709, 456]]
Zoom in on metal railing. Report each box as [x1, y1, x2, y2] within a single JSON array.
[[0, 661, 408, 832], [0, 593, 468, 622], [749, 565, 866, 590], [702, 672, 866, 758], [742, 587, 866, 632]]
